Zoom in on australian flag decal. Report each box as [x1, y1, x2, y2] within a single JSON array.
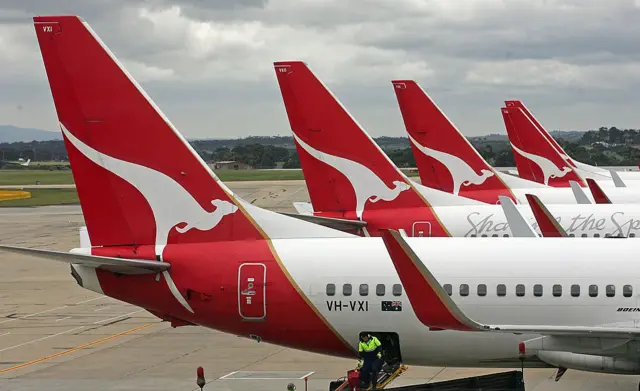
[[381, 301, 402, 312]]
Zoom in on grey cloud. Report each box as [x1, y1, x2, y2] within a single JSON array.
[[2, 0, 640, 139]]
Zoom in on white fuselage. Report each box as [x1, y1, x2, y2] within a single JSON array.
[[274, 237, 640, 367], [497, 172, 640, 204], [434, 203, 640, 238]]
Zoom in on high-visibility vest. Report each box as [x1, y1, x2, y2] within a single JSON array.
[[359, 336, 381, 359]]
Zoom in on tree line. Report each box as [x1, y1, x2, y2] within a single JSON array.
[[2, 126, 640, 169]]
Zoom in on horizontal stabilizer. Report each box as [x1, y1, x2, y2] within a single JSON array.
[[497, 196, 537, 238], [280, 212, 366, 231], [0, 245, 169, 275], [525, 194, 567, 237], [381, 229, 640, 339], [569, 181, 592, 204], [586, 179, 612, 204], [293, 202, 314, 216]]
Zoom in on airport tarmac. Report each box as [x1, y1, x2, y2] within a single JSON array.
[[1, 181, 640, 390]]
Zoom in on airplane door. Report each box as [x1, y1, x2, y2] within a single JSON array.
[[412, 222, 432, 237], [238, 263, 266, 321]]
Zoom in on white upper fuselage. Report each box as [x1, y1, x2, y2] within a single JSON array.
[[434, 203, 640, 238], [497, 172, 640, 204], [274, 237, 640, 366]]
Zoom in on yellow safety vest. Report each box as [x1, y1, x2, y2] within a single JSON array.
[[359, 336, 381, 353]]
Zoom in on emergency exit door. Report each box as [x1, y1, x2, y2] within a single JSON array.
[[238, 263, 266, 320]]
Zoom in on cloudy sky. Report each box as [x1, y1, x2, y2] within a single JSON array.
[[2, 0, 640, 139]]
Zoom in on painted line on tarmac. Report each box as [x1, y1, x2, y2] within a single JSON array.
[[0, 323, 153, 374], [0, 306, 68, 324], [93, 309, 144, 325], [0, 326, 84, 353]]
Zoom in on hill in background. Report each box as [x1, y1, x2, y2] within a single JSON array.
[[0, 125, 61, 143]]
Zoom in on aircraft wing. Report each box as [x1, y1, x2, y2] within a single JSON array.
[[524, 194, 567, 237], [497, 196, 537, 238], [609, 170, 627, 188], [0, 245, 169, 275], [280, 212, 367, 231], [586, 179, 612, 204], [380, 230, 640, 338], [568, 181, 592, 204]]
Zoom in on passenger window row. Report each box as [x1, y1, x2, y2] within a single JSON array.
[[325, 283, 403, 297], [443, 283, 633, 298], [469, 233, 631, 238]]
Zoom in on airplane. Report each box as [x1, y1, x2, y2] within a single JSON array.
[[505, 100, 640, 183], [8, 16, 640, 385], [390, 79, 640, 203], [273, 62, 640, 238], [380, 228, 640, 384], [502, 103, 640, 190]]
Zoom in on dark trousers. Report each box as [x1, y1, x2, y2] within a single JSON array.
[[359, 358, 383, 388]]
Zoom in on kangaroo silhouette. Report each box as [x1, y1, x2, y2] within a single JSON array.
[[293, 134, 410, 220], [61, 124, 239, 313], [510, 143, 572, 185], [408, 135, 494, 195]]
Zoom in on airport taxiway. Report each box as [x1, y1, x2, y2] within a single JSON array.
[[1, 181, 640, 390]]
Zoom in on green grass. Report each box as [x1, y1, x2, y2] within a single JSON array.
[[0, 189, 79, 207], [0, 170, 74, 185], [0, 167, 420, 188]]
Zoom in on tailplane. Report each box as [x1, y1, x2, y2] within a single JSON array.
[[392, 80, 516, 203], [35, 16, 349, 251], [501, 105, 585, 188]]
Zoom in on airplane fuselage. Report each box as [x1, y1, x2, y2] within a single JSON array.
[[76, 237, 640, 371]]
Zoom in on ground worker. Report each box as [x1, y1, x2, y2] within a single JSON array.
[[357, 332, 383, 389]]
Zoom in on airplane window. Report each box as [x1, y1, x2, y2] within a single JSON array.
[[533, 284, 543, 297], [589, 284, 598, 297], [497, 284, 506, 297], [571, 284, 580, 297], [326, 284, 336, 296], [581, 234, 588, 238], [623, 285, 633, 297], [477, 284, 487, 297], [459, 284, 469, 297], [343, 284, 352, 296], [376, 284, 386, 296], [516, 284, 525, 297], [606, 285, 615, 297], [481, 234, 488, 237], [552, 285, 562, 297], [492, 234, 498, 237], [470, 234, 477, 237], [392, 284, 402, 296], [630, 233, 636, 238], [594, 233, 600, 238], [503, 234, 509, 237], [443, 284, 452, 296], [605, 233, 611, 238], [569, 234, 575, 237], [359, 284, 369, 296]]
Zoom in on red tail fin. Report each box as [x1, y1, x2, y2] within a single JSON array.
[[392, 80, 515, 203], [505, 100, 576, 167], [586, 179, 612, 204], [274, 62, 427, 218], [502, 106, 585, 188], [34, 16, 262, 248]]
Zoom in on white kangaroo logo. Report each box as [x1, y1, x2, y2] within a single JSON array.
[[61, 124, 239, 313], [408, 135, 494, 195], [293, 134, 410, 220], [510, 143, 572, 185]]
